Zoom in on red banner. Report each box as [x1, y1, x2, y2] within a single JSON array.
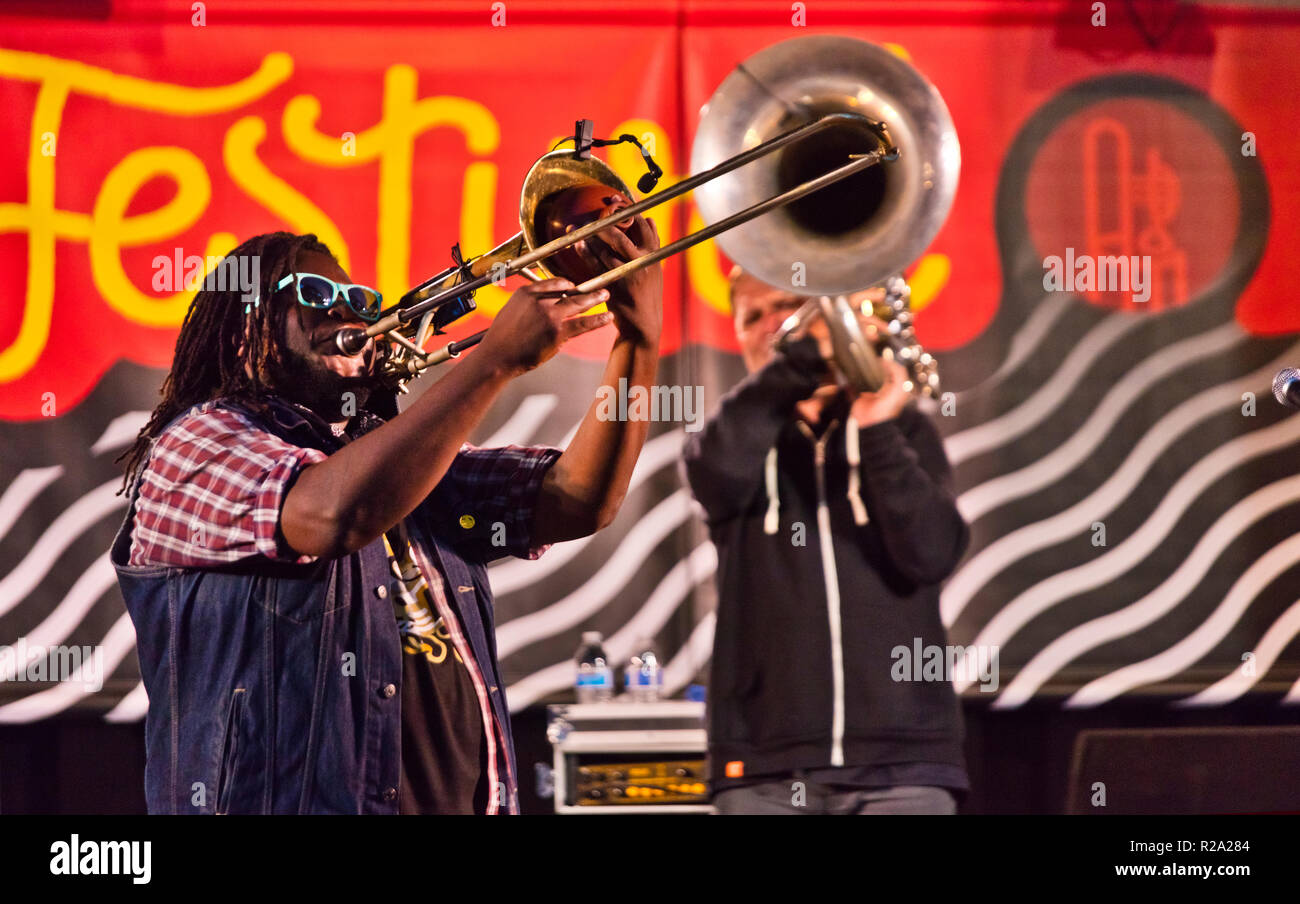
[[3, 1, 1300, 419], [0, 1, 689, 419]]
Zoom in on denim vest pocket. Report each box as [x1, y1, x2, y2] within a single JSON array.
[[215, 687, 247, 815], [246, 559, 345, 624]]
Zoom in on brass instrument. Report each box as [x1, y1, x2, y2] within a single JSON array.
[[339, 35, 956, 396], [691, 35, 959, 396]]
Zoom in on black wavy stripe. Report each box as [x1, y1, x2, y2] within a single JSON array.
[[442, 349, 716, 697], [950, 396, 1300, 645], [1081, 508, 1300, 684], [0, 360, 168, 709], [494, 468, 701, 690], [944, 314, 1292, 494], [7, 321, 1300, 715], [955, 335, 1294, 536], [972, 486, 1300, 684]]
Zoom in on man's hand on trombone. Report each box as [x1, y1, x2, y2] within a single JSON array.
[[570, 212, 663, 349], [530, 211, 665, 545], [474, 209, 662, 374], [476, 279, 615, 375]]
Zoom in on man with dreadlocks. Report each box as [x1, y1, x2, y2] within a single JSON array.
[[110, 225, 662, 814]]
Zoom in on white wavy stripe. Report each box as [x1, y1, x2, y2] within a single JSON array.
[[943, 313, 1139, 465], [0, 612, 136, 723], [988, 471, 1300, 704], [941, 344, 1300, 626], [90, 411, 150, 456], [489, 428, 687, 595], [662, 610, 716, 697], [495, 489, 694, 658], [1286, 668, 1300, 704], [1176, 598, 1300, 707], [505, 542, 717, 710], [1067, 532, 1300, 708], [490, 538, 594, 599], [952, 293, 1073, 402], [559, 419, 581, 449], [958, 322, 1244, 523], [478, 395, 558, 448], [0, 466, 63, 545], [105, 680, 149, 722], [0, 481, 126, 617], [0, 554, 118, 682]]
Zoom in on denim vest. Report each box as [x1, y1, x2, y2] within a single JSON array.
[[111, 394, 520, 814]]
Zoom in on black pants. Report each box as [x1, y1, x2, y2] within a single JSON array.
[[713, 781, 957, 815]]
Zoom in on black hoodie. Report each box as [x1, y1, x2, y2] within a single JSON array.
[[682, 337, 971, 793]]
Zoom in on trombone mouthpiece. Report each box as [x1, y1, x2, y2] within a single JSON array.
[[336, 328, 370, 356]]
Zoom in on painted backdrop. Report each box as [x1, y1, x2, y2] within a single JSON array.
[[2, 0, 1299, 722]]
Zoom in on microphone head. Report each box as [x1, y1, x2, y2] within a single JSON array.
[[1273, 367, 1300, 408], [637, 172, 660, 194]]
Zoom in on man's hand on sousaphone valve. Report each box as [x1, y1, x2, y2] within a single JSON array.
[[798, 286, 911, 428]]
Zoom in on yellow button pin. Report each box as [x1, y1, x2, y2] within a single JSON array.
[[459, 514, 476, 529]]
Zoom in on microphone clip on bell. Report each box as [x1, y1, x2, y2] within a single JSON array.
[[573, 119, 596, 159], [573, 118, 664, 193]]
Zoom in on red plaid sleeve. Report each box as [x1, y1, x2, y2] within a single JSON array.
[[128, 402, 328, 567], [422, 443, 562, 562]]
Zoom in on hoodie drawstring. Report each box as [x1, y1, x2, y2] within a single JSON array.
[[763, 446, 780, 535], [845, 417, 870, 526]]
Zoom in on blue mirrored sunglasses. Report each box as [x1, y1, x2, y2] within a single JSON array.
[[270, 273, 384, 322]]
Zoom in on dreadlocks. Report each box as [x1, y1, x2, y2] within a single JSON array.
[[116, 231, 335, 494]]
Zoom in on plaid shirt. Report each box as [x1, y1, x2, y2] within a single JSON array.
[[128, 397, 560, 813], [129, 400, 559, 569]]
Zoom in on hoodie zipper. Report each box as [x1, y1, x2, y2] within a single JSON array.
[[801, 420, 846, 767]]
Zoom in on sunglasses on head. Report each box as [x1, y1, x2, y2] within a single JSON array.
[[274, 273, 384, 322]]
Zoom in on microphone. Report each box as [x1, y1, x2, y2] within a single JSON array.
[[335, 328, 371, 356], [589, 131, 663, 193], [637, 162, 664, 194], [1272, 367, 1300, 409]]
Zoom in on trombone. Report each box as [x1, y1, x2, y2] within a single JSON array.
[[341, 35, 958, 397], [338, 112, 898, 382]]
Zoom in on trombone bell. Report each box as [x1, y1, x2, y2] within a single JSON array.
[[520, 151, 639, 284]]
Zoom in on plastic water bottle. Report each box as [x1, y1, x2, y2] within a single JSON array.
[[624, 640, 663, 702], [574, 632, 614, 703]]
